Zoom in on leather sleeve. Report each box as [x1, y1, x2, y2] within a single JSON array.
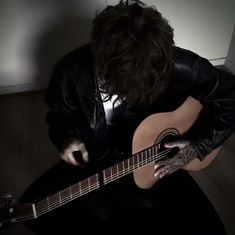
[[188, 56, 235, 159], [44, 46, 107, 161], [44, 57, 82, 152]]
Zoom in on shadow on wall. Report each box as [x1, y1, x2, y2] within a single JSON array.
[[0, 0, 104, 93], [33, 15, 92, 87], [28, 0, 104, 89]]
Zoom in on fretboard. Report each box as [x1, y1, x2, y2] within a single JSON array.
[[26, 143, 165, 220]]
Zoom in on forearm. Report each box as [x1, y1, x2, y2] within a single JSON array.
[[45, 107, 81, 152]]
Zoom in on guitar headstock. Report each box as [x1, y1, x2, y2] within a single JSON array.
[[0, 193, 32, 230]]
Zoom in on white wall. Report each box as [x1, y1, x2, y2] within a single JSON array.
[[225, 0, 235, 74], [108, 0, 234, 64], [0, 0, 234, 94]]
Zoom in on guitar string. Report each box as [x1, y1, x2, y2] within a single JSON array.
[[35, 181, 99, 208], [7, 150, 172, 224], [1, 144, 179, 224], [35, 184, 100, 217], [4, 149, 164, 226], [34, 147, 170, 211], [34, 148, 171, 213], [34, 181, 100, 212], [103, 149, 172, 184], [1, 144, 164, 223], [8, 148, 171, 222], [15, 214, 35, 223], [35, 183, 100, 212], [33, 148, 171, 215], [24, 143, 163, 213]]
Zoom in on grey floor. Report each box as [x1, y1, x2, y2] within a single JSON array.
[[0, 91, 235, 235]]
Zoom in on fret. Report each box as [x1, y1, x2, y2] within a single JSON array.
[[137, 153, 141, 168], [133, 153, 138, 169], [149, 147, 153, 163], [71, 183, 79, 196], [128, 157, 134, 169], [80, 179, 89, 191], [143, 149, 147, 165], [96, 174, 99, 186], [143, 149, 147, 164], [130, 156, 135, 169], [152, 145, 155, 157], [89, 174, 99, 186], [88, 178, 91, 192], [60, 188, 70, 203], [113, 163, 124, 179], [111, 164, 118, 177], [46, 197, 50, 211], [78, 175, 100, 195], [139, 151, 143, 167], [78, 181, 81, 196], [103, 167, 111, 184], [32, 203, 37, 219], [151, 145, 155, 161], [117, 161, 123, 173], [153, 146, 156, 161], [35, 199, 47, 213], [104, 167, 111, 179], [59, 191, 62, 204], [110, 166, 113, 181], [123, 159, 128, 170], [148, 147, 152, 164], [153, 144, 157, 158], [48, 193, 60, 207], [69, 186, 72, 200]]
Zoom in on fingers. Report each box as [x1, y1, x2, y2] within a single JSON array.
[[153, 164, 170, 179], [164, 140, 189, 149], [60, 141, 89, 167]]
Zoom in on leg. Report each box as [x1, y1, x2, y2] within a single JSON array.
[[20, 162, 226, 235], [85, 170, 226, 235]]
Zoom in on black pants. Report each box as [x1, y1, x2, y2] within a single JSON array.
[[20, 161, 226, 235]]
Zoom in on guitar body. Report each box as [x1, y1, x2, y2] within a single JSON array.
[[133, 96, 221, 189]]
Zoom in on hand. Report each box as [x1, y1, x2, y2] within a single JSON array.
[[153, 140, 198, 179], [60, 140, 89, 167]]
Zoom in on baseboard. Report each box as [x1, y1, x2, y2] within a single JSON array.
[[225, 60, 235, 75], [209, 58, 226, 66]]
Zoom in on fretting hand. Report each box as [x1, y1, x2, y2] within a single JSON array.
[[153, 140, 199, 179]]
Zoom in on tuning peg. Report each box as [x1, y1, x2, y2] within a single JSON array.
[[2, 193, 12, 199], [1, 193, 17, 212]]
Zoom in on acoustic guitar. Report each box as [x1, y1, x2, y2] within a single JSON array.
[[0, 96, 221, 229]]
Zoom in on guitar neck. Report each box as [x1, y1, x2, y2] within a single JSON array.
[[14, 143, 161, 222], [33, 143, 161, 218]]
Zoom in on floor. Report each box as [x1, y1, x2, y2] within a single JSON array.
[[0, 90, 234, 235]]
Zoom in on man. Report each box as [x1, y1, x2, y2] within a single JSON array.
[[22, 0, 235, 234]]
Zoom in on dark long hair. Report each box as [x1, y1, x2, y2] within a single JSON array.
[[91, 0, 174, 108]]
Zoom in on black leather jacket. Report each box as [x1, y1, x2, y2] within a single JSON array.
[[44, 43, 235, 162]]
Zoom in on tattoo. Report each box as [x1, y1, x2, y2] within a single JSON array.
[[159, 142, 198, 175]]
